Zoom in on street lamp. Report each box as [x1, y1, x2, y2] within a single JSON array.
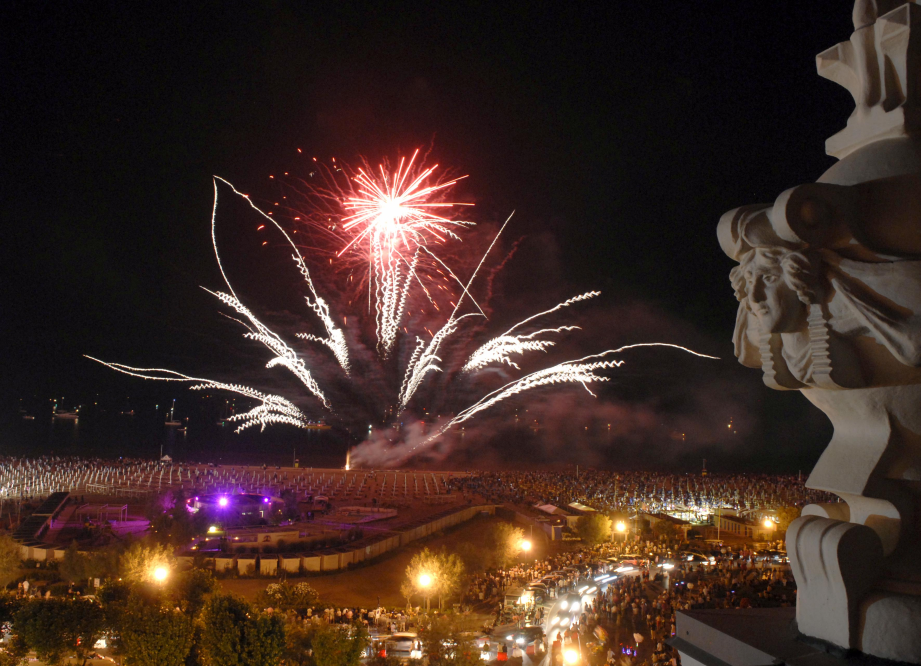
[[615, 521, 627, 544], [418, 573, 433, 611], [564, 648, 580, 664], [152, 566, 169, 584], [520, 539, 532, 553]]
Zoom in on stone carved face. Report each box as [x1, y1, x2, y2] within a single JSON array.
[[731, 247, 818, 335]]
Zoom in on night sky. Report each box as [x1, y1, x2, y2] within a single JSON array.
[[3, 2, 856, 470]]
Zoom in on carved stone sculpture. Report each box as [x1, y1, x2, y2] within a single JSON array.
[[718, 2, 921, 662]]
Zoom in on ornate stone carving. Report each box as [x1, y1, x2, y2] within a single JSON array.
[[818, 1, 921, 158], [718, 2, 921, 661]]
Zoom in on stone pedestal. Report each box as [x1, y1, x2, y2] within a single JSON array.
[[715, 2, 921, 662]]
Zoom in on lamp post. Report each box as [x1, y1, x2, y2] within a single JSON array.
[[763, 517, 774, 542], [152, 566, 169, 585], [615, 521, 627, 544]]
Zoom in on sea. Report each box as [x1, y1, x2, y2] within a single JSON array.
[[4, 410, 352, 468]]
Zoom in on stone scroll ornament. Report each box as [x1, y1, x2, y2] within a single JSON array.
[[718, 1, 921, 662]]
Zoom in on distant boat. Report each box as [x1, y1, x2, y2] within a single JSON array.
[[165, 399, 181, 426], [54, 410, 78, 420], [306, 421, 332, 430], [120, 409, 135, 416]]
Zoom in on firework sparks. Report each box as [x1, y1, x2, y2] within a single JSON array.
[[337, 150, 472, 356], [443, 358, 625, 432], [213, 177, 351, 376], [204, 288, 330, 410], [89, 157, 719, 466], [443, 343, 718, 437], [399, 313, 479, 410], [462, 291, 600, 372], [406, 342, 723, 456], [82, 358, 310, 433]]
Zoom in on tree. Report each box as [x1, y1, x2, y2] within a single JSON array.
[[121, 541, 177, 584], [146, 489, 207, 547], [281, 622, 314, 666], [0, 597, 26, 666], [0, 594, 23, 629], [651, 519, 678, 542], [60, 540, 121, 585], [58, 540, 87, 584], [0, 536, 21, 590], [774, 506, 802, 536], [486, 523, 525, 569], [575, 513, 612, 546], [0, 634, 27, 666], [279, 489, 301, 522], [199, 594, 285, 666], [172, 568, 217, 617], [256, 581, 319, 617], [14, 598, 105, 665], [420, 617, 481, 666], [121, 604, 194, 666], [98, 580, 133, 656], [309, 623, 368, 666], [455, 542, 489, 573], [436, 551, 465, 608], [402, 548, 465, 608]]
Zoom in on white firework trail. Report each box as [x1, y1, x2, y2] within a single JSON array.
[[399, 314, 479, 410], [82, 358, 310, 433], [397, 212, 514, 411], [92, 169, 721, 462], [461, 327, 578, 372], [204, 288, 330, 410], [213, 177, 351, 376], [430, 342, 720, 442], [337, 150, 473, 354], [461, 291, 601, 372], [374, 242, 416, 358]]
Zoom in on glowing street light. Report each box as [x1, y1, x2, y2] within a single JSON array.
[[615, 521, 626, 532], [564, 648, 580, 664], [418, 573, 434, 611], [763, 518, 774, 529], [218, 496, 229, 508], [520, 539, 532, 553], [153, 566, 169, 584]]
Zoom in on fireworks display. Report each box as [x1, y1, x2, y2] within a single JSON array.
[[88, 151, 716, 463], [338, 150, 472, 356]]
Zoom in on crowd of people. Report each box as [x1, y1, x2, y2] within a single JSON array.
[[0, 455, 810, 666], [458, 526, 797, 666], [452, 470, 835, 519]]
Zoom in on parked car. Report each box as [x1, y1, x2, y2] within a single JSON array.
[[385, 632, 421, 660], [680, 552, 714, 565], [755, 549, 789, 563]]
